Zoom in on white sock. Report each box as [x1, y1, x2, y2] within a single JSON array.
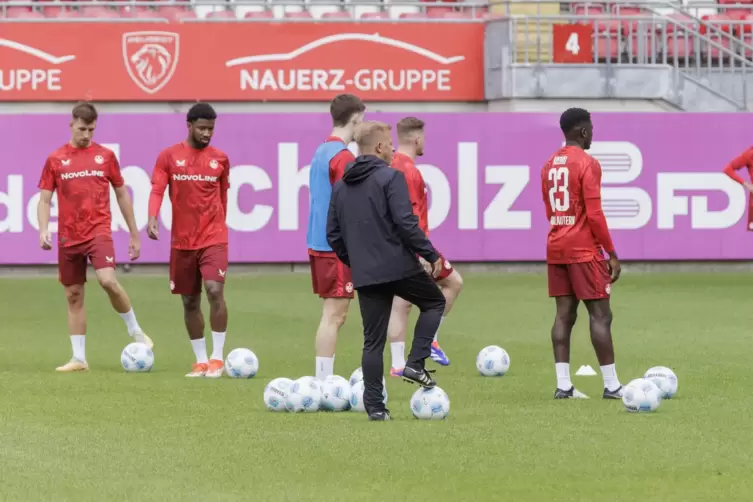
[[191, 338, 209, 364], [316, 356, 335, 380], [71, 335, 86, 362], [390, 342, 406, 369], [434, 317, 445, 342], [210, 331, 226, 361], [555, 362, 572, 391], [119, 309, 143, 336], [601, 364, 621, 391]]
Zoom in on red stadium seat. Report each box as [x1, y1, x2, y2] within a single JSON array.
[[442, 10, 472, 18], [701, 14, 735, 34], [80, 6, 121, 18], [665, 13, 696, 34], [4, 7, 40, 18], [284, 10, 313, 18], [426, 6, 455, 17], [705, 35, 733, 59], [157, 5, 194, 20], [595, 19, 621, 35], [399, 12, 427, 18], [206, 9, 236, 19], [627, 34, 656, 61], [572, 3, 606, 14], [321, 10, 351, 18], [664, 36, 694, 61], [131, 8, 162, 19], [360, 11, 389, 19], [244, 10, 273, 18], [594, 34, 620, 61], [718, 0, 752, 4], [48, 8, 82, 18]]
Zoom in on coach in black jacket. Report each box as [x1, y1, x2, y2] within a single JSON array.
[[327, 121, 446, 421]]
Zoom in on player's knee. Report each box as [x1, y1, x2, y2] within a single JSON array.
[[448, 271, 464, 294], [324, 299, 348, 328], [555, 311, 578, 329], [65, 286, 84, 307], [97, 274, 119, 292], [589, 308, 613, 327], [182, 295, 201, 313], [205, 283, 224, 304]]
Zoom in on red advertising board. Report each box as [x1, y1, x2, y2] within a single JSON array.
[[0, 23, 485, 101], [552, 24, 594, 63]]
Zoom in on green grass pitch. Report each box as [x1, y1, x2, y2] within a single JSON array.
[[1, 271, 752, 501]]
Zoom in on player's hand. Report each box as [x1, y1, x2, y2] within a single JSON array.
[[39, 230, 52, 250], [128, 235, 141, 261], [608, 253, 621, 284], [744, 182, 753, 193], [431, 258, 443, 278], [418, 256, 432, 276], [147, 217, 159, 240]]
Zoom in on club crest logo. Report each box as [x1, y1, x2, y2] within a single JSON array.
[[209, 159, 219, 170], [345, 282, 354, 294], [122, 31, 180, 95], [94, 155, 104, 164]]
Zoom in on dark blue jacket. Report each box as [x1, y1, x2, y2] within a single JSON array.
[[327, 155, 439, 289]]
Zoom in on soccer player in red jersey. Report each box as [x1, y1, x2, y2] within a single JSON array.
[[306, 94, 365, 380], [723, 148, 753, 230], [386, 117, 463, 376], [147, 103, 230, 378], [36, 102, 152, 372], [541, 108, 623, 400]]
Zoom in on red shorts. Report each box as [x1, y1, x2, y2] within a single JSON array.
[[58, 235, 116, 286], [170, 244, 228, 296], [435, 255, 454, 282], [309, 252, 354, 299], [547, 259, 611, 300]]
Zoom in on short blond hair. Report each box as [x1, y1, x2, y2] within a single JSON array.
[[396, 117, 424, 140], [355, 121, 392, 152]]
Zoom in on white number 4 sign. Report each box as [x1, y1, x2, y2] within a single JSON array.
[[565, 32, 580, 55]]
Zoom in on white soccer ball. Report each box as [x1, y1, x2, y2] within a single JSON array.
[[264, 377, 293, 412], [349, 367, 363, 386], [643, 366, 678, 399], [224, 348, 259, 379], [476, 345, 511, 376], [410, 386, 451, 420], [349, 367, 387, 387], [320, 375, 352, 411], [121, 342, 154, 372], [349, 380, 388, 412], [622, 378, 662, 413], [286, 376, 322, 413]]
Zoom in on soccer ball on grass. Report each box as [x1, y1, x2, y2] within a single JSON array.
[[350, 380, 388, 412], [225, 348, 259, 379], [121, 342, 154, 372], [286, 376, 322, 413], [264, 378, 293, 412], [320, 375, 352, 411], [622, 378, 662, 413], [410, 386, 450, 420], [643, 366, 678, 399], [476, 345, 511, 376]]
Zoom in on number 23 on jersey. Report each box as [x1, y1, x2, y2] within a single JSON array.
[[548, 161, 571, 213]]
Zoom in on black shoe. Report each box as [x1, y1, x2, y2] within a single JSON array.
[[603, 386, 623, 400], [402, 366, 436, 388], [368, 411, 391, 421], [554, 387, 590, 399]]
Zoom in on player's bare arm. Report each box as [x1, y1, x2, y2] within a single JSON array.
[[722, 148, 753, 193], [37, 189, 54, 250], [114, 185, 140, 260]]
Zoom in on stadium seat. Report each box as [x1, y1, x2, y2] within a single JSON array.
[[388, 0, 421, 19], [131, 8, 162, 18], [426, 6, 454, 17], [232, 0, 268, 19], [572, 3, 606, 14], [360, 10, 389, 18], [441, 10, 472, 18], [594, 34, 621, 62], [701, 14, 735, 34], [5, 7, 42, 18], [664, 36, 694, 62], [321, 10, 351, 18], [243, 9, 274, 18], [157, 5, 196, 20], [284, 10, 313, 18], [627, 33, 657, 62], [206, 9, 237, 18], [399, 11, 427, 18], [48, 7, 82, 18], [308, 0, 343, 19], [705, 35, 734, 59], [348, 0, 382, 19], [80, 6, 121, 17]]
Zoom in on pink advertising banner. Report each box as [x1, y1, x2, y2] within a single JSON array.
[[0, 113, 751, 264]]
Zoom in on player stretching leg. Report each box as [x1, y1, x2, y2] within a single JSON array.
[[387, 118, 462, 376], [37, 102, 152, 372], [541, 108, 622, 400], [147, 103, 231, 378], [307, 94, 366, 381]]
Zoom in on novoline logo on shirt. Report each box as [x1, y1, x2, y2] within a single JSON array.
[[60, 170, 105, 180], [172, 174, 218, 182]]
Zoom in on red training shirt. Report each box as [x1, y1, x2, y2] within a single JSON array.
[[309, 137, 355, 257], [540, 145, 615, 264], [148, 142, 230, 250], [38, 142, 123, 247], [722, 147, 753, 185], [391, 152, 429, 235]]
